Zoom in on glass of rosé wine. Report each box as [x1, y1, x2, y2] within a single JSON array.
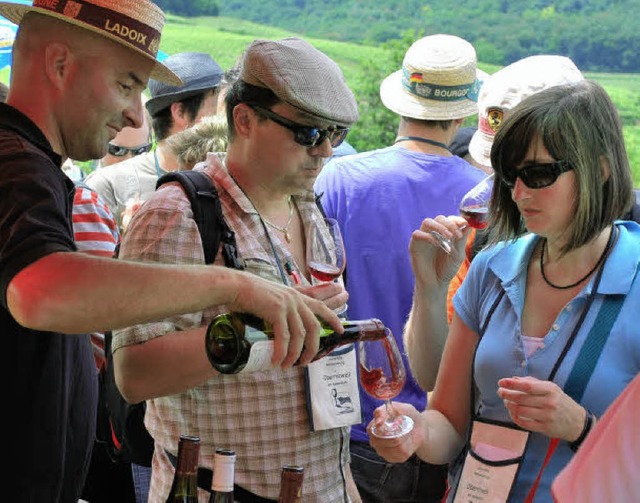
[[431, 173, 494, 254], [359, 329, 414, 438], [306, 217, 346, 283], [306, 217, 348, 314]]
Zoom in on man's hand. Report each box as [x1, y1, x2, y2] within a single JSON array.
[[228, 271, 343, 368], [294, 282, 348, 313]]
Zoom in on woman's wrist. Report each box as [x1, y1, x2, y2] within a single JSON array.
[[568, 408, 596, 452]]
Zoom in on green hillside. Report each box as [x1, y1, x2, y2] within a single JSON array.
[[161, 16, 640, 179], [1, 14, 638, 180]]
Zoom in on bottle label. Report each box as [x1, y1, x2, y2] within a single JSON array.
[[241, 339, 277, 373]]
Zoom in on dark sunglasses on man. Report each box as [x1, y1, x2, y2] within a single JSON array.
[[500, 160, 573, 189], [107, 142, 153, 157], [249, 105, 349, 148]]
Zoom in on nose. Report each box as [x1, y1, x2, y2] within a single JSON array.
[[123, 94, 145, 129], [309, 137, 334, 158], [511, 176, 529, 202]]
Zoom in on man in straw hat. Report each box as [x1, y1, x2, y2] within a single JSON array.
[[113, 37, 362, 501], [315, 33, 488, 503], [0, 2, 342, 501]]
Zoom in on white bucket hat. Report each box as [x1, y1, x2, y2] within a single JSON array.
[[469, 55, 584, 168], [380, 34, 487, 121], [0, 0, 182, 85]]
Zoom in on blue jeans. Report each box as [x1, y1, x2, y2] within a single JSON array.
[[131, 463, 151, 503], [350, 440, 447, 503]]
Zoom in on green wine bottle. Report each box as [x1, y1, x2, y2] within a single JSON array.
[[166, 435, 200, 502], [208, 448, 236, 503], [205, 313, 389, 374]]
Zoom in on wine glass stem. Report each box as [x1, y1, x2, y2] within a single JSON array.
[[384, 399, 396, 422], [429, 223, 468, 254]]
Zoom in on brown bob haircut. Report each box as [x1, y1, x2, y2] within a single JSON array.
[[489, 80, 633, 255]]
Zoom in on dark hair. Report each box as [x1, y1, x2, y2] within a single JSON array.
[[489, 80, 633, 254], [224, 80, 279, 139], [151, 90, 216, 141], [0, 82, 8, 103], [401, 116, 454, 131]]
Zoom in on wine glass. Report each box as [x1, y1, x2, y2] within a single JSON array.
[[430, 173, 494, 254], [358, 329, 414, 438], [306, 217, 346, 282], [306, 217, 347, 314]]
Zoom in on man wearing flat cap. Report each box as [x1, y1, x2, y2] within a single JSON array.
[[86, 51, 225, 231], [114, 37, 363, 502], [315, 33, 488, 503], [0, 2, 343, 501]]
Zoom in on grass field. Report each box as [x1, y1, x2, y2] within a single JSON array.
[[2, 14, 639, 181]]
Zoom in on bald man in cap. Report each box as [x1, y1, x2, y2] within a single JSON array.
[[114, 37, 362, 502], [0, 2, 341, 501]]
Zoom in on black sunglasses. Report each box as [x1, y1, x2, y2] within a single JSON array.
[[107, 142, 153, 157], [501, 160, 573, 189], [249, 105, 348, 148]]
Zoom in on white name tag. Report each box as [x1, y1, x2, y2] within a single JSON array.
[[304, 344, 362, 431]]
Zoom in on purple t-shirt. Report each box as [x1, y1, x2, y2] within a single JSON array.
[[315, 145, 485, 442]]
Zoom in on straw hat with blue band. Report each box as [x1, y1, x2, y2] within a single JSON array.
[[380, 34, 487, 121], [0, 0, 182, 86]]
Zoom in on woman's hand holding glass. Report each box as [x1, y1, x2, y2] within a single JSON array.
[[367, 401, 423, 463], [409, 216, 470, 288]]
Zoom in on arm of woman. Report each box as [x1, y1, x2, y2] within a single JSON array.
[[369, 311, 479, 465], [403, 216, 471, 390]]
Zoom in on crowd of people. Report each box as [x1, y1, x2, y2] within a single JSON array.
[[0, 0, 637, 502]]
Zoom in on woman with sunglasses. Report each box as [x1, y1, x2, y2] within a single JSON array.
[[367, 80, 640, 502]]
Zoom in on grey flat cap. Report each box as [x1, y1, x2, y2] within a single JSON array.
[[240, 38, 359, 127], [146, 52, 224, 116]]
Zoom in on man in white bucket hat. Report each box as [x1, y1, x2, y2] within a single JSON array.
[[315, 33, 488, 503], [445, 56, 585, 327], [0, 2, 343, 501]]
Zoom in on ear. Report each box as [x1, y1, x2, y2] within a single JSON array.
[[170, 101, 189, 131], [44, 42, 73, 90], [232, 103, 253, 138]]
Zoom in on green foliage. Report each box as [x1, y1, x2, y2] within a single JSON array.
[[155, 16, 640, 181], [217, 0, 640, 72], [155, 0, 219, 16]]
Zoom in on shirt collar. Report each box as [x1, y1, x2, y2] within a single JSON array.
[[0, 102, 61, 167], [488, 222, 640, 296]]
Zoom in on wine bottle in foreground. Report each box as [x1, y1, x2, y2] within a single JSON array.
[[166, 435, 200, 502], [205, 313, 389, 374], [209, 448, 236, 503], [278, 465, 304, 503]]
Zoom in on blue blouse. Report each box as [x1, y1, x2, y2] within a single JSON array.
[[451, 221, 640, 502]]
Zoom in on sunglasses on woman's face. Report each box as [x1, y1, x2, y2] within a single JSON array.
[[107, 142, 153, 157], [249, 105, 349, 148], [501, 160, 573, 189]]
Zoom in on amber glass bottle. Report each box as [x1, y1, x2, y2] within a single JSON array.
[[278, 465, 304, 503]]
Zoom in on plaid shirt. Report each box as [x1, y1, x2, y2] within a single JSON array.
[[114, 153, 349, 502]]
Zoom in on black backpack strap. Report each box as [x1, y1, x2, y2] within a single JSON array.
[[156, 171, 243, 269]]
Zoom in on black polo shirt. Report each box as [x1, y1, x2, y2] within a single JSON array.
[[0, 103, 97, 502]]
